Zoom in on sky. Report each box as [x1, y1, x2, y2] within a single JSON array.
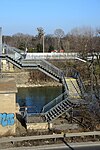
[[0, 0, 100, 35]]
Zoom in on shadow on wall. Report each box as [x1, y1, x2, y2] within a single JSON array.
[[16, 113, 27, 130]]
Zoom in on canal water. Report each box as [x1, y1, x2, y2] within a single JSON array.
[[16, 86, 62, 114]]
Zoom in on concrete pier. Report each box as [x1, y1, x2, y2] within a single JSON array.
[[0, 27, 2, 72], [0, 78, 17, 136]]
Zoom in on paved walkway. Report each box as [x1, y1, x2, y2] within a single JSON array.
[[1, 142, 100, 150]]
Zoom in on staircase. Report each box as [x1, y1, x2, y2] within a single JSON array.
[[37, 59, 63, 82], [65, 78, 81, 98], [45, 100, 72, 122], [42, 92, 73, 122], [2, 44, 23, 69], [41, 92, 85, 123], [6, 55, 22, 69], [1, 44, 86, 123], [1, 45, 85, 98]]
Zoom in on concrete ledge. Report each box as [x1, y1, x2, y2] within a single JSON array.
[[27, 122, 52, 130]]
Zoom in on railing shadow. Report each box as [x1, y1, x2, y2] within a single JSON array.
[[62, 138, 75, 150]]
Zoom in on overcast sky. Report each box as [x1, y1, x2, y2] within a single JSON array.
[[0, 0, 100, 35]]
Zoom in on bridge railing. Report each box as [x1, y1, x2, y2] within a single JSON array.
[[25, 52, 78, 60], [42, 91, 68, 113]]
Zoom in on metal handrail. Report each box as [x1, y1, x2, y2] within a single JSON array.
[[71, 68, 85, 95], [76, 75, 85, 96], [3, 44, 23, 53], [64, 67, 85, 96], [2, 44, 23, 60], [42, 91, 68, 113], [5, 55, 22, 68], [70, 79, 82, 97], [61, 74, 69, 94], [38, 59, 63, 78]]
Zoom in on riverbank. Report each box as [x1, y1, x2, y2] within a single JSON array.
[[2, 71, 62, 88], [16, 82, 62, 88]]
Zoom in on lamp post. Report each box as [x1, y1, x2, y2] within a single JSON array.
[[42, 32, 44, 53]]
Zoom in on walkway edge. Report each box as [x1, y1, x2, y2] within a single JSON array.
[[1, 142, 100, 150]]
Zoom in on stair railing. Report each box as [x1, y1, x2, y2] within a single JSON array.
[[76, 73, 86, 96], [65, 67, 85, 97], [38, 59, 63, 79], [61, 74, 69, 94], [70, 79, 82, 97], [2, 44, 24, 69], [3, 44, 22, 54], [3, 44, 23, 61], [42, 91, 68, 113], [5, 55, 22, 68], [72, 68, 85, 96]]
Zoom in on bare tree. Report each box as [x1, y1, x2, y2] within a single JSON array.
[[54, 28, 65, 51], [12, 33, 33, 51], [68, 26, 95, 54]]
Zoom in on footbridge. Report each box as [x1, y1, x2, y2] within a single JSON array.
[[0, 44, 86, 123]]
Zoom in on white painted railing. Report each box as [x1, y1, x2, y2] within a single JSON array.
[[25, 52, 100, 61], [25, 53, 78, 60]]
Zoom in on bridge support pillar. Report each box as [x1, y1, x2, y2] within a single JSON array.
[[0, 78, 18, 136], [0, 27, 2, 74]]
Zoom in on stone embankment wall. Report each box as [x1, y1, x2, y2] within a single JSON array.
[[2, 71, 29, 86]]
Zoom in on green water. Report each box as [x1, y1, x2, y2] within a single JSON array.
[[16, 86, 62, 113]]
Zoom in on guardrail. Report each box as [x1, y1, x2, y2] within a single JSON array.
[[0, 131, 100, 144]]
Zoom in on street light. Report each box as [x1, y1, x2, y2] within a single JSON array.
[[43, 32, 44, 53]]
